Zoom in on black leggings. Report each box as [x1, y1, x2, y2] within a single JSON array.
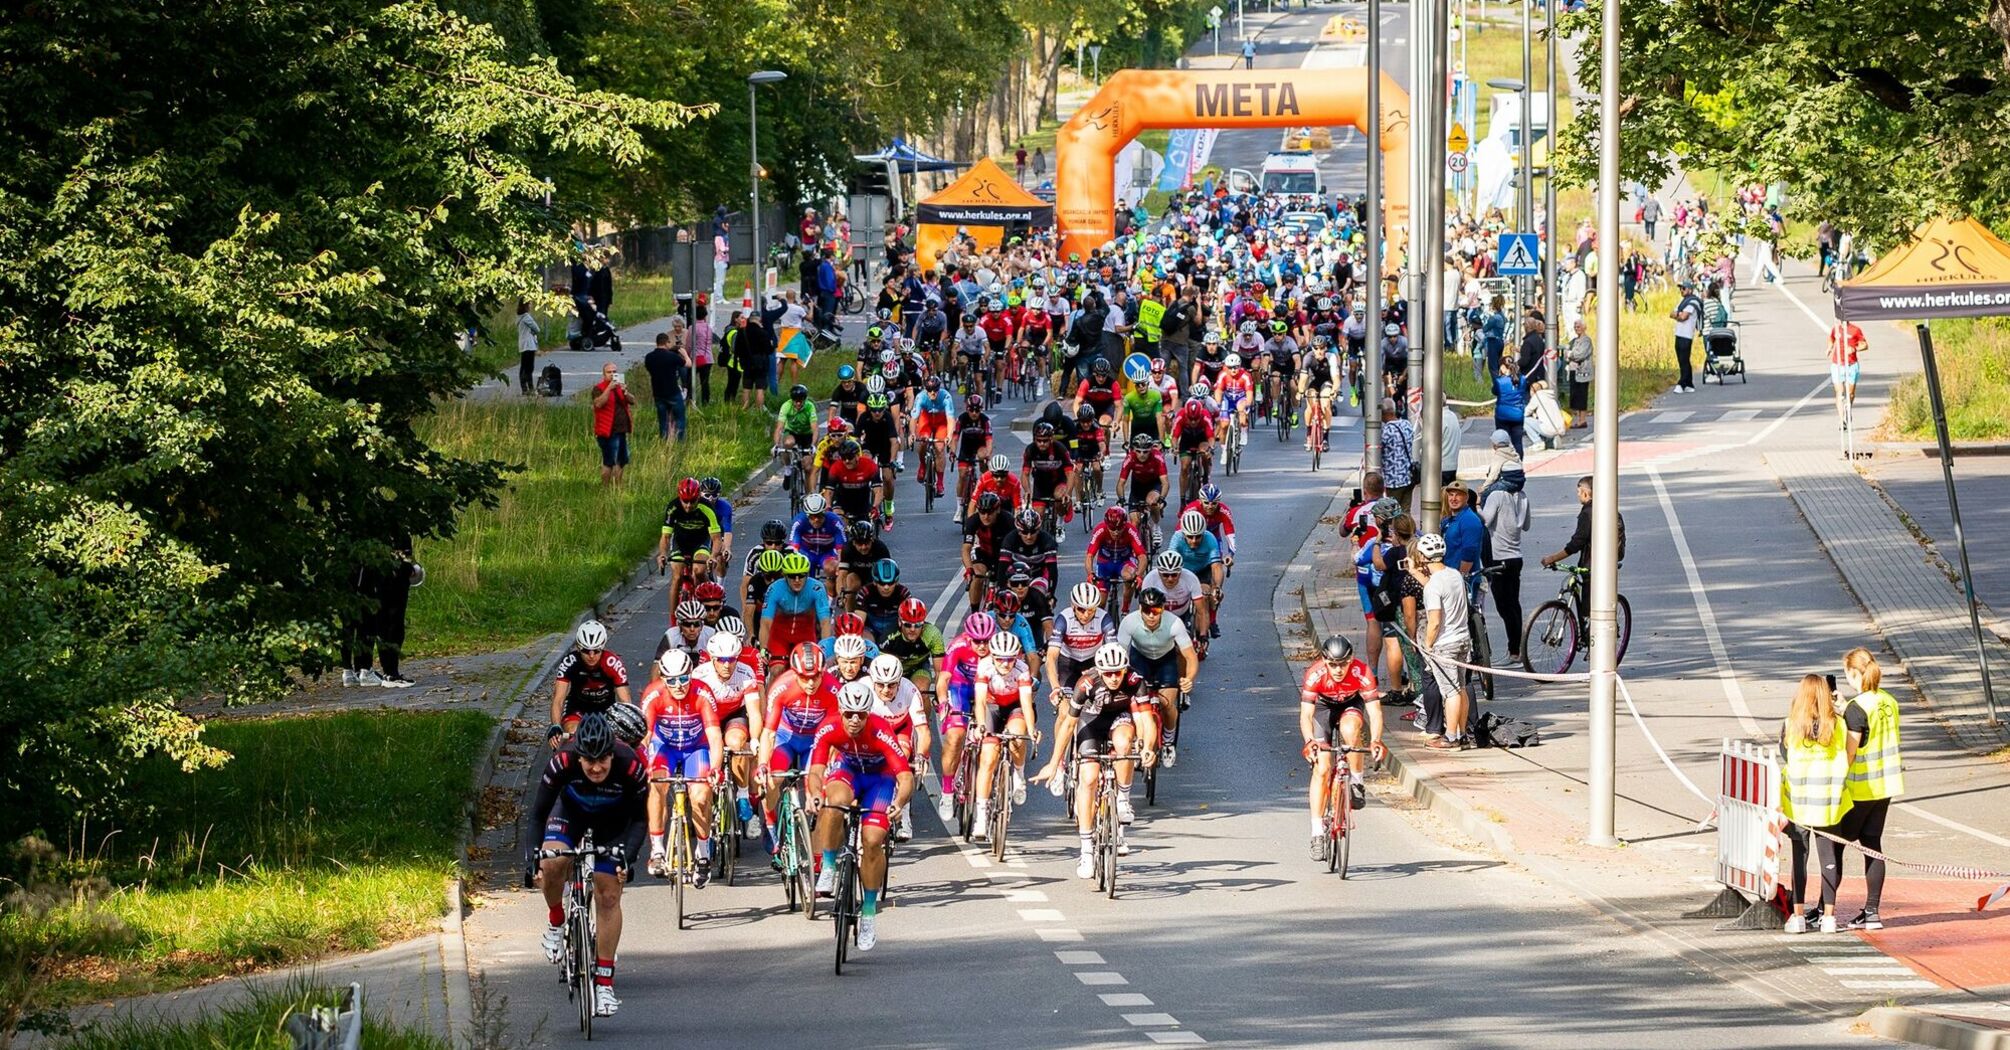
[[1834, 797, 1891, 909], [1787, 821, 1849, 911]]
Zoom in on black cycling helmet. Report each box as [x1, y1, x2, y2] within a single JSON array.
[[838, 438, 861, 458], [1137, 587, 1167, 611], [789, 384, 809, 401], [976, 492, 1003, 513], [699, 476, 723, 499], [1130, 432, 1158, 452], [1034, 421, 1056, 438], [573, 711, 615, 759], [1091, 358, 1113, 379], [1320, 634, 1354, 663], [1076, 403, 1097, 422], [605, 702, 647, 747], [850, 519, 877, 543], [1014, 508, 1041, 532]]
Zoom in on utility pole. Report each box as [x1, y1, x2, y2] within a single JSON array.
[[1418, 0, 1449, 535], [1518, 0, 1534, 334], [1405, 0, 1428, 454], [1587, 0, 1622, 849], [1541, 8, 1559, 391], [1364, 0, 1383, 475]]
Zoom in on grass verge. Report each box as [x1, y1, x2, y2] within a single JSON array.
[[408, 349, 840, 656], [1887, 317, 2010, 440], [52, 982, 450, 1049], [14, 710, 491, 1007], [1436, 285, 1679, 417]]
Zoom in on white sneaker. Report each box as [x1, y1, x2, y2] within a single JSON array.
[[936, 794, 954, 822], [357, 669, 384, 687], [1047, 772, 1067, 798], [972, 805, 990, 841], [1161, 744, 1177, 769], [541, 923, 564, 962], [856, 913, 878, 952], [1819, 914, 1839, 934], [1011, 770, 1028, 805], [379, 675, 414, 689], [1117, 834, 1131, 857], [1116, 795, 1136, 825], [1076, 853, 1096, 879], [341, 669, 357, 687], [647, 851, 666, 878], [593, 984, 620, 1017], [815, 865, 836, 897], [895, 809, 913, 843], [1783, 913, 1808, 935]]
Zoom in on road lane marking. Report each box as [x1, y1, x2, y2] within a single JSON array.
[[1017, 908, 1064, 922], [1645, 466, 1764, 737], [1719, 409, 1760, 422], [1901, 804, 2010, 849], [1005, 889, 1049, 902], [1056, 950, 1106, 964], [1034, 927, 1085, 941], [1840, 979, 1938, 990], [1147, 1033, 1209, 1045], [1822, 967, 1918, 976], [1101, 993, 1155, 1007], [1076, 971, 1129, 985], [1125, 1013, 1182, 1026], [1745, 377, 1831, 447], [1653, 410, 1695, 424]]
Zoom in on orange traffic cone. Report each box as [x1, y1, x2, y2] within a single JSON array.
[[741, 283, 754, 310]]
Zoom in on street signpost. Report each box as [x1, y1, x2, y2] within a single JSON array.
[[1447, 152, 1468, 174], [1497, 232, 1541, 276], [1209, 6, 1223, 56], [1447, 122, 1469, 155], [1089, 44, 1103, 82]]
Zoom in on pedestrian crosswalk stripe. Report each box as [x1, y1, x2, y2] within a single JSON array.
[[1652, 410, 1694, 424], [1720, 408, 1760, 421]]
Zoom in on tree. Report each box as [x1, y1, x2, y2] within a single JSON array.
[[0, 0, 701, 827]]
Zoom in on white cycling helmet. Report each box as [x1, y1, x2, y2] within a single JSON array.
[[576, 620, 608, 650], [988, 633, 1023, 658], [802, 493, 827, 514], [834, 635, 869, 660], [1192, 379, 1211, 397], [1415, 532, 1448, 561], [1239, 321, 1257, 335], [879, 348, 898, 364], [1223, 352, 1242, 369], [865, 375, 886, 394], [1155, 549, 1183, 573], [1203, 330, 1222, 344], [1094, 642, 1130, 672], [838, 680, 874, 714], [1071, 582, 1104, 609], [706, 632, 741, 661], [869, 653, 904, 684], [1180, 510, 1207, 538], [989, 453, 1011, 472], [658, 650, 694, 678]]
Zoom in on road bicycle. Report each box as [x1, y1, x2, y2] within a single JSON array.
[[981, 731, 1035, 860], [711, 748, 756, 887], [1075, 457, 1106, 536], [918, 438, 943, 514], [951, 729, 981, 841], [1312, 742, 1374, 878], [773, 445, 810, 517], [1140, 687, 1188, 807], [828, 802, 865, 975], [1520, 564, 1632, 675], [1275, 381, 1298, 442], [648, 773, 704, 930], [1089, 749, 1143, 899], [534, 832, 618, 1037], [1177, 448, 1208, 507], [1221, 414, 1243, 476], [767, 768, 818, 919]]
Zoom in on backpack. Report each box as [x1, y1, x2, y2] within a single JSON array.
[[536, 364, 563, 397], [1473, 710, 1542, 748]]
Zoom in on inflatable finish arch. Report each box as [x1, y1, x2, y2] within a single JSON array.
[[1055, 67, 1410, 260]]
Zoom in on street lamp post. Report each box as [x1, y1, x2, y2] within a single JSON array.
[[1542, 13, 1559, 392], [1587, 0, 1622, 849], [1363, 0, 1382, 475], [1405, 0, 1431, 445], [1418, 0, 1449, 536], [747, 70, 788, 310]]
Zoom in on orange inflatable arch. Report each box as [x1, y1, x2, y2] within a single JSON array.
[[1055, 67, 1410, 260]]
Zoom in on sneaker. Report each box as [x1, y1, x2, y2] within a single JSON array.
[[1846, 908, 1884, 931], [1349, 781, 1366, 809], [647, 852, 666, 878], [1427, 735, 1455, 750], [1077, 853, 1096, 879], [593, 984, 620, 1017], [1162, 744, 1177, 769], [541, 923, 565, 962], [736, 796, 754, 823], [356, 669, 384, 687], [1819, 913, 1839, 934], [1783, 913, 1808, 935], [1116, 833, 1131, 857], [1048, 772, 1067, 798], [1011, 771, 1028, 805], [341, 669, 357, 687], [1209, 622, 1221, 639], [1456, 737, 1477, 751], [856, 913, 878, 952], [380, 675, 415, 688], [895, 809, 913, 843], [972, 805, 990, 841], [1116, 795, 1136, 825], [936, 795, 955, 822], [1309, 833, 1327, 860], [693, 862, 710, 889], [815, 866, 836, 898]]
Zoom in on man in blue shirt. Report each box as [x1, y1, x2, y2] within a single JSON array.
[[1440, 480, 1486, 600]]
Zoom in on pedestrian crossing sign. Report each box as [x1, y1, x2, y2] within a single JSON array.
[[1497, 233, 1541, 276]]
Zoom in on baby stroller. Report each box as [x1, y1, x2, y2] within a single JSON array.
[[567, 297, 622, 353], [1701, 320, 1744, 383]]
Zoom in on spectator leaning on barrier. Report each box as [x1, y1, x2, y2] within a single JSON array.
[[1837, 648, 1904, 931], [1781, 673, 1856, 935]]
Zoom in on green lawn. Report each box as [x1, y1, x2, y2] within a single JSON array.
[[14, 711, 491, 1006], [1887, 317, 2010, 440], [51, 983, 450, 1050], [408, 349, 840, 656]]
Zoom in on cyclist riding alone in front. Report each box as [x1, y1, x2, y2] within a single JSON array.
[[1300, 634, 1386, 858], [527, 712, 648, 1018]]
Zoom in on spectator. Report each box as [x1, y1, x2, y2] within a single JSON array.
[[1640, 196, 1662, 242], [720, 309, 745, 403], [775, 290, 811, 391], [1477, 434, 1530, 662], [1440, 480, 1485, 590], [1242, 39, 1256, 69], [1515, 315, 1548, 379], [712, 220, 730, 304], [1368, 512, 1418, 705], [1540, 474, 1627, 576], [591, 361, 636, 485], [1780, 673, 1855, 935], [1836, 648, 1904, 931], [1670, 278, 1704, 392], [1409, 532, 1472, 750], [1015, 146, 1028, 182], [1379, 397, 1416, 515], [1481, 294, 1508, 375], [515, 300, 540, 396], [1491, 356, 1539, 456], [643, 330, 687, 440], [372, 536, 418, 688], [691, 299, 714, 406], [735, 308, 775, 411], [1564, 318, 1592, 426], [1034, 147, 1046, 178], [1526, 378, 1565, 450], [1439, 403, 1463, 486], [814, 249, 839, 329]]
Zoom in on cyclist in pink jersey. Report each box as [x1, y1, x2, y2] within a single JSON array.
[[932, 611, 996, 819]]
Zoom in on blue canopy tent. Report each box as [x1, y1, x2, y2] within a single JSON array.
[[854, 137, 965, 221]]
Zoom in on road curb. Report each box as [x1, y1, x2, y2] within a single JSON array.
[[1864, 1006, 2010, 1050]]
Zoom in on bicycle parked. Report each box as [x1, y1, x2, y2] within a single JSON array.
[[1521, 564, 1632, 674]]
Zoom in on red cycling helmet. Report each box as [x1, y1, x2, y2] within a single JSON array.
[[963, 611, 997, 641], [790, 641, 824, 676], [694, 580, 726, 602], [990, 590, 1021, 615], [827, 417, 852, 434], [834, 612, 866, 636], [677, 477, 701, 502], [899, 597, 929, 624], [1103, 506, 1127, 528]]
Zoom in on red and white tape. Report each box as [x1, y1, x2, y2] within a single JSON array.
[[1800, 824, 2010, 911]]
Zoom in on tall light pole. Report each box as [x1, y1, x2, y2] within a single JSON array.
[[1541, 12, 1559, 391], [1418, 0, 1449, 535], [747, 70, 788, 309], [1587, 0, 1622, 849], [1364, 0, 1383, 475], [1405, 0, 1430, 439]]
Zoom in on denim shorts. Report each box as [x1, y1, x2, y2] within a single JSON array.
[[596, 433, 630, 467]]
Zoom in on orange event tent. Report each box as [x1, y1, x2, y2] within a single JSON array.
[[913, 159, 1054, 270]]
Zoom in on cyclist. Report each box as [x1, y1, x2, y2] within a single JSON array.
[[860, 655, 930, 841], [1181, 484, 1239, 572], [1085, 506, 1148, 614], [694, 630, 764, 834], [756, 551, 833, 677], [741, 545, 787, 640], [810, 417, 852, 491], [1020, 422, 1076, 528], [654, 600, 714, 673], [985, 587, 1041, 659], [961, 492, 1011, 610], [971, 632, 1039, 841], [998, 508, 1061, 594], [807, 684, 916, 953], [966, 453, 1024, 523], [951, 395, 994, 523], [655, 477, 723, 612], [1120, 366, 1168, 448], [1217, 353, 1256, 447], [934, 611, 996, 818], [878, 598, 946, 696], [549, 620, 632, 745], [1299, 634, 1386, 858], [1149, 549, 1209, 655], [820, 615, 883, 670], [773, 383, 819, 453], [1072, 358, 1123, 426], [821, 440, 884, 533], [528, 712, 647, 1018], [834, 520, 892, 612], [1828, 318, 1868, 432], [912, 376, 955, 501], [1117, 431, 1168, 539], [1170, 398, 1216, 503], [953, 314, 988, 394], [690, 579, 737, 631], [1169, 510, 1226, 640], [856, 558, 910, 642], [1263, 319, 1300, 421], [639, 651, 724, 883], [1071, 403, 1111, 508], [1302, 335, 1341, 447], [1002, 571, 1054, 650], [1190, 329, 1228, 390], [1031, 643, 1145, 878], [758, 642, 838, 856], [694, 477, 734, 567], [829, 363, 867, 429], [856, 393, 904, 528], [1047, 582, 1116, 701], [1115, 587, 1199, 768], [1147, 356, 1181, 408]]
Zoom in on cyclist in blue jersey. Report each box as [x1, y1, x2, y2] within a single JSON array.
[[1169, 510, 1226, 641], [788, 493, 849, 590], [699, 476, 734, 567], [758, 550, 832, 677]]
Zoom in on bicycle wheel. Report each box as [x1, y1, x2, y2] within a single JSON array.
[[1465, 611, 1495, 704], [573, 909, 594, 1036], [989, 761, 1010, 861], [1323, 775, 1341, 874], [1101, 795, 1120, 900], [1336, 774, 1353, 879], [833, 856, 853, 975], [1520, 600, 1579, 675], [1277, 393, 1292, 441], [673, 822, 688, 931], [721, 803, 738, 888], [793, 803, 818, 921], [1309, 437, 1322, 472], [1615, 594, 1633, 666], [923, 455, 937, 514], [1143, 748, 1158, 806]]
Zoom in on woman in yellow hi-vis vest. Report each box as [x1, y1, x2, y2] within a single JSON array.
[[1837, 648, 1904, 931], [1780, 673, 1855, 935]]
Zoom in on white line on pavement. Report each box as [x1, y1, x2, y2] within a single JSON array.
[[1101, 993, 1155, 1006], [1125, 1013, 1183, 1026], [1034, 928, 1085, 942], [1076, 972, 1130, 985], [1839, 979, 1939, 991], [1645, 466, 1764, 737], [1745, 377, 1831, 448], [1901, 804, 2010, 850], [1056, 950, 1105, 964]]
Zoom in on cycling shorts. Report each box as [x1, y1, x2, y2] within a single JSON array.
[[825, 768, 897, 830], [764, 614, 819, 664], [646, 743, 713, 781], [1093, 555, 1135, 582], [541, 798, 628, 876], [1129, 647, 1180, 689], [985, 702, 1030, 736], [1312, 697, 1368, 741], [1357, 582, 1376, 623], [915, 413, 951, 442], [1830, 363, 1861, 385], [798, 547, 839, 573], [1050, 653, 1095, 695], [1072, 704, 1133, 759], [767, 727, 817, 774], [1222, 390, 1249, 412], [863, 610, 900, 643], [667, 539, 713, 563], [1176, 429, 1210, 454]]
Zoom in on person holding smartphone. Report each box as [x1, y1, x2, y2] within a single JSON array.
[[592, 361, 636, 485]]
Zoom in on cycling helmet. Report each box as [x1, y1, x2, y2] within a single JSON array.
[[756, 549, 786, 574], [1223, 352, 1242, 369], [837, 680, 874, 714], [1071, 582, 1104, 609], [1369, 496, 1403, 523], [572, 712, 615, 759], [966, 394, 985, 411], [989, 589, 1021, 614], [1271, 319, 1288, 334], [866, 325, 885, 342], [1155, 549, 1183, 573], [1091, 359, 1113, 379], [1203, 330, 1222, 344], [833, 612, 866, 636], [989, 453, 1011, 473], [925, 375, 942, 391], [1130, 432, 1158, 452], [881, 360, 901, 379], [1383, 322, 1400, 336], [789, 641, 824, 676], [1094, 642, 1130, 672], [1034, 421, 1056, 438], [790, 384, 810, 400], [716, 615, 746, 637], [865, 377, 886, 397], [1239, 321, 1257, 335], [850, 520, 877, 544], [987, 632, 1023, 658], [605, 702, 647, 748], [677, 477, 701, 502], [879, 349, 898, 365], [976, 492, 1003, 514], [837, 439, 861, 458], [898, 597, 929, 624], [869, 653, 904, 684], [1076, 403, 1097, 422], [1014, 508, 1041, 532], [694, 580, 725, 602], [659, 650, 695, 679], [827, 417, 851, 435], [675, 600, 705, 624], [1198, 483, 1222, 505], [575, 620, 608, 650], [838, 364, 856, 380], [1317, 296, 1334, 311], [871, 558, 900, 585], [1137, 587, 1167, 611], [1414, 532, 1448, 561], [802, 493, 828, 515], [782, 551, 813, 576], [963, 611, 997, 641], [699, 476, 723, 499], [1192, 379, 1212, 397], [991, 296, 1007, 311], [1319, 634, 1355, 663], [834, 634, 869, 660], [1150, 357, 1166, 373], [706, 632, 741, 661], [1180, 510, 1207, 537], [1103, 506, 1127, 528], [761, 519, 788, 543], [865, 392, 891, 412]]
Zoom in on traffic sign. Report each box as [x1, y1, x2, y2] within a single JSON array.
[[1447, 152, 1469, 174], [1447, 122, 1469, 154], [1210, 3, 1223, 16], [1496, 232, 1541, 276]]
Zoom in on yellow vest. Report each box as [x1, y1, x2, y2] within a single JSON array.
[[1780, 728, 1852, 829], [1845, 688, 1904, 801], [1137, 299, 1167, 342]]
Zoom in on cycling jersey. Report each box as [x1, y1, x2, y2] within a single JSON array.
[[914, 388, 955, 419], [1088, 522, 1146, 568], [640, 679, 719, 754], [856, 581, 910, 637], [1021, 312, 1051, 347], [788, 510, 847, 562], [1076, 381, 1121, 419], [1150, 567, 1204, 615], [879, 622, 947, 678], [1300, 658, 1380, 704], [765, 669, 840, 737], [976, 654, 1035, 710], [661, 499, 721, 554], [1173, 410, 1214, 452], [528, 743, 649, 873], [1122, 387, 1165, 437], [998, 529, 1060, 588], [954, 411, 993, 462], [856, 409, 899, 457], [1265, 335, 1300, 368], [1048, 608, 1115, 662], [824, 454, 881, 517], [1116, 609, 1191, 660], [761, 576, 832, 623], [655, 624, 714, 665], [944, 636, 985, 688], [1217, 369, 1255, 407], [554, 650, 630, 717], [1170, 530, 1222, 578], [954, 327, 988, 358], [962, 512, 1009, 562], [810, 713, 912, 779], [1071, 422, 1107, 463], [1118, 450, 1167, 504], [1180, 499, 1238, 556], [869, 680, 928, 741], [829, 382, 867, 427], [1021, 440, 1074, 500], [978, 312, 1015, 349], [969, 472, 1023, 512], [776, 399, 818, 440], [1070, 671, 1150, 718], [835, 537, 892, 579], [693, 659, 759, 720]]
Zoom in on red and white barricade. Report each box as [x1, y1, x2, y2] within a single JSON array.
[[1715, 739, 1781, 903]]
